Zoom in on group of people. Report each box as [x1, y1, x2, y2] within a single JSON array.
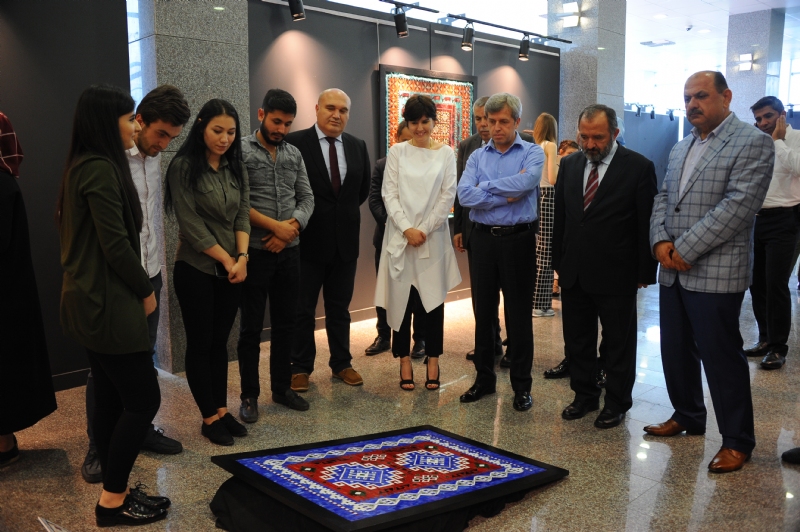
[[3, 66, 800, 527]]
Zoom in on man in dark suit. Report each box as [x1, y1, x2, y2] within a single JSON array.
[[552, 104, 658, 429], [453, 96, 533, 365], [365, 121, 425, 358], [284, 89, 371, 392]]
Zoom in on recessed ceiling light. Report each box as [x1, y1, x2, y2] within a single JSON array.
[[214, 6, 225, 11], [653, 14, 667, 19], [698, 29, 710, 33], [641, 39, 676, 47]]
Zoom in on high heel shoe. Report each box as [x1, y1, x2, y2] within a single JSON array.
[[425, 357, 440, 391], [399, 357, 415, 391]]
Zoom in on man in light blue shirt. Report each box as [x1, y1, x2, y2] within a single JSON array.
[[457, 92, 543, 412]]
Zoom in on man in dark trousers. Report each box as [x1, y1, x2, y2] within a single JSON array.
[[457, 93, 543, 412], [552, 104, 658, 430], [365, 121, 426, 358], [454, 96, 532, 365], [285, 89, 370, 392]]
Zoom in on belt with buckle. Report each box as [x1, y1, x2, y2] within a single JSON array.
[[474, 222, 536, 236]]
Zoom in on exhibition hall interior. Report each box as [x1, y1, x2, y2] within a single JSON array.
[[3, 0, 800, 530]]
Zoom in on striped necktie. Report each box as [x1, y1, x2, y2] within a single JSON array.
[[583, 162, 599, 210]]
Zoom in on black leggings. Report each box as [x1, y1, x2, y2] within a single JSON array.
[[173, 261, 241, 418], [392, 286, 444, 358], [85, 349, 160, 494]]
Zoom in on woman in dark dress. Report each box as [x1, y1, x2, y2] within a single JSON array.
[[0, 112, 57, 467]]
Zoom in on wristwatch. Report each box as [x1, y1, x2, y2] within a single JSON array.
[[237, 252, 249, 262]]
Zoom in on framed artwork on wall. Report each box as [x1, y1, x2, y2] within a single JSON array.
[[379, 65, 478, 159]]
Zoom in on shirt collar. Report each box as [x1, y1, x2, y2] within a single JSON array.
[[485, 131, 524, 153], [690, 111, 733, 143], [315, 123, 342, 142], [126, 144, 145, 159], [206, 154, 229, 171]]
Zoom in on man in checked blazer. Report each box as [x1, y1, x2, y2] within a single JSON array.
[[284, 89, 371, 392], [647, 71, 775, 473]]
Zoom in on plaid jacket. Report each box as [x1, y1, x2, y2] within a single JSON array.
[[650, 113, 774, 293]]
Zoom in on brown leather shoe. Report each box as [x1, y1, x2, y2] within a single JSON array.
[[708, 447, 750, 473], [291, 373, 309, 393], [643, 419, 705, 437], [333, 368, 363, 386]]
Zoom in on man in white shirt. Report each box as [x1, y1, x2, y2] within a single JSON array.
[[82, 86, 191, 483], [747, 96, 800, 370]]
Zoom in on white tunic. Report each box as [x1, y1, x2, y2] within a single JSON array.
[[374, 141, 462, 331]]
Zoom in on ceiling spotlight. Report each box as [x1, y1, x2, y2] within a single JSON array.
[[650, 108, 655, 119], [393, 9, 408, 37], [288, 0, 305, 21], [462, 23, 474, 51], [519, 35, 530, 61], [635, 105, 641, 117], [668, 109, 674, 121]]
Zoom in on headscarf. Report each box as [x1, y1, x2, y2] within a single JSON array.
[[0, 112, 23, 178]]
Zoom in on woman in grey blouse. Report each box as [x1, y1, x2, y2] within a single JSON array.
[[165, 99, 250, 446]]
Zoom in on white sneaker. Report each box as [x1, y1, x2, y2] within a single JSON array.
[[532, 308, 555, 317]]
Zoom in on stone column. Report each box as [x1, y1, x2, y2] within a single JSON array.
[[726, 9, 784, 120], [129, 0, 250, 373], [547, 0, 626, 142]]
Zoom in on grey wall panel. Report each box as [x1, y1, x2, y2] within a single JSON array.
[[378, 25, 430, 71], [622, 111, 680, 189], [430, 30, 473, 78], [0, 0, 131, 389]]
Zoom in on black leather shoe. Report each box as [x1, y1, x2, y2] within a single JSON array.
[[744, 340, 769, 357], [140, 425, 182, 454], [129, 482, 171, 510], [239, 397, 258, 423], [459, 383, 496, 403], [782, 447, 800, 464], [594, 408, 625, 429], [595, 369, 607, 388], [561, 400, 599, 420], [411, 341, 426, 359], [544, 358, 569, 379], [221, 413, 248, 437], [499, 354, 511, 368], [0, 435, 19, 468], [466, 349, 475, 361], [95, 494, 167, 527], [201, 419, 234, 446], [761, 350, 787, 370], [82, 449, 103, 483], [365, 336, 391, 356], [273, 389, 309, 411], [513, 391, 533, 411]]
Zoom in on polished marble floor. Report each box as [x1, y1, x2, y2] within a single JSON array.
[[2, 286, 800, 531]]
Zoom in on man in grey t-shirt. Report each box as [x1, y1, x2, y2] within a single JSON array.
[[237, 89, 315, 421]]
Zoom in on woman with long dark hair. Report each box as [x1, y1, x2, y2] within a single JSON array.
[[58, 84, 168, 527], [165, 99, 250, 446]]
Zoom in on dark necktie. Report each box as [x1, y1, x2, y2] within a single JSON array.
[[325, 137, 341, 196], [583, 162, 599, 210]]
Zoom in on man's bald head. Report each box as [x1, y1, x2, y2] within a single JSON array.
[[684, 70, 732, 137], [316, 88, 351, 137]]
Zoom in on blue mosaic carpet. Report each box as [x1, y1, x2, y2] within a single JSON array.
[[211, 426, 568, 532]]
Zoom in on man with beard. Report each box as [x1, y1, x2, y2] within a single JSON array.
[[745, 96, 800, 370], [551, 104, 657, 429], [237, 89, 315, 422], [647, 71, 774, 473]]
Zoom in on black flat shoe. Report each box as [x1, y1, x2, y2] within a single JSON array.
[[744, 340, 769, 357], [411, 341, 426, 359], [400, 358, 415, 391], [365, 336, 391, 355], [425, 357, 440, 390], [140, 425, 183, 455], [465, 349, 475, 361], [499, 354, 511, 368], [0, 435, 19, 468], [513, 391, 533, 411], [201, 419, 233, 446], [239, 397, 259, 423], [95, 494, 167, 527], [544, 358, 570, 379], [761, 351, 787, 370], [81, 448, 102, 483], [561, 400, 600, 420], [221, 413, 248, 437], [272, 390, 310, 411], [594, 408, 625, 429], [129, 482, 171, 510], [459, 383, 496, 403]]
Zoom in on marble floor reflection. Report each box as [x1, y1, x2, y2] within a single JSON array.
[[3, 286, 800, 531]]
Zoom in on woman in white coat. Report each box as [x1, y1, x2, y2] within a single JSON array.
[[374, 95, 461, 391]]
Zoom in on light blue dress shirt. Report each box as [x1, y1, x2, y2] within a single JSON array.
[[456, 132, 543, 226], [315, 123, 347, 184]]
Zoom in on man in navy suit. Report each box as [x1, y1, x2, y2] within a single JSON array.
[[284, 89, 371, 392], [648, 71, 774, 473]]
